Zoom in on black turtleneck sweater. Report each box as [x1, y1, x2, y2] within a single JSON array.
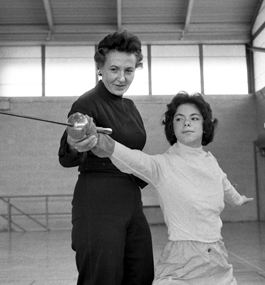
[[59, 80, 147, 183]]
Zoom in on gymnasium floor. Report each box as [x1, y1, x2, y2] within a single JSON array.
[[0, 222, 265, 285]]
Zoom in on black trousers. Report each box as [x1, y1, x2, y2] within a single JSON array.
[[71, 173, 154, 285]]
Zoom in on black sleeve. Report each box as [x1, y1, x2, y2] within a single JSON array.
[[58, 130, 87, 168]]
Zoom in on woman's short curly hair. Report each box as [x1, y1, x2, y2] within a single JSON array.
[[162, 91, 218, 146], [94, 30, 143, 70]]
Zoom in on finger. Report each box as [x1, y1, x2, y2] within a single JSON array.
[[75, 136, 98, 152], [85, 135, 97, 144], [243, 198, 254, 205], [245, 197, 254, 201], [67, 135, 79, 147], [88, 136, 98, 148], [84, 114, 91, 120]]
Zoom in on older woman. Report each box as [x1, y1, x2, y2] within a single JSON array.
[[59, 30, 154, 285]]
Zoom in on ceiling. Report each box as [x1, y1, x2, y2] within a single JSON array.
[[0, 0, 263, 46]]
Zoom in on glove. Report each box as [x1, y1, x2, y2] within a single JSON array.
[[66, 114, 98, 153], [83, 115, 97, 138], [67, 113, 97, 141], [91, 134, 115, 158]]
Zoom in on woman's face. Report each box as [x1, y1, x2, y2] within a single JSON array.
[[173, 103, 203, 148], [100, 50, 137, 96]]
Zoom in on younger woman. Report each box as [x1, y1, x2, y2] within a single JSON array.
[[73, 92, 253, 285]]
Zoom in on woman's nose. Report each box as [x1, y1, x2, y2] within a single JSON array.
[[118, 72, 125, 82], [184, 119, 190, 126]]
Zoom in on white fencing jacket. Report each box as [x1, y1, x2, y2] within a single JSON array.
[[110, 141, 244, 243]]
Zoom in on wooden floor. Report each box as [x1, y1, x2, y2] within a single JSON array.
[[0, 222, 265, 284]]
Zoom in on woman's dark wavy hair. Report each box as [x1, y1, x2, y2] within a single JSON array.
[[162, 91, 218, 146], [94, 30, 143, 70]]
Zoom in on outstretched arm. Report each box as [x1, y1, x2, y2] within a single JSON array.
[[223, 177, 254, 206], [92, 133, 162, 186], [67, 114, 165, 188]]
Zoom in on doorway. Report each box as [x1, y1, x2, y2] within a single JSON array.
[[254, 138, 265, 221]]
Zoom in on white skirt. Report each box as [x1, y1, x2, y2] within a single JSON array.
[[153, 239, 237, 285]]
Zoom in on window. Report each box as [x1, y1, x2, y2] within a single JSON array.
[[0, 44, 250, 97], [0, 47, 42, 97], [203, 45, 248, 95], [151, 45, 201, 95], [45, 46, 95, 97]]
